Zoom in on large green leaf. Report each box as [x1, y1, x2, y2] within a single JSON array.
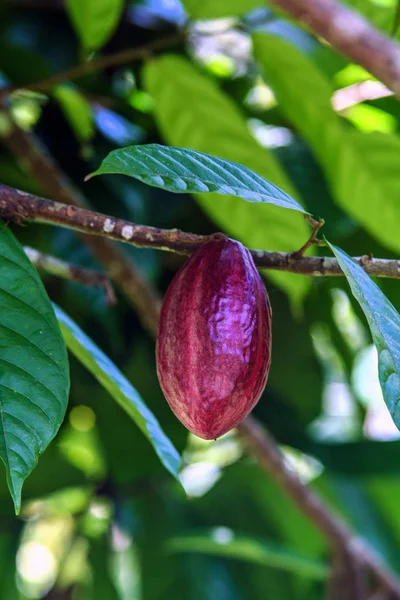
[[167, 530, 328, 579], [327, 242, 400, 432], [66, 0, 124, 51], [89, 145, 306, 213], [54, 305, 181, 483], [253, 33, 400, 255], [341, 131, 400, 253], [181, 0, 262, 18], [143, 54, 311, 304], [0, 224, 70, 512]]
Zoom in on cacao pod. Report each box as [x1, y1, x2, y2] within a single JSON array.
[[156, 236, 272, 440]]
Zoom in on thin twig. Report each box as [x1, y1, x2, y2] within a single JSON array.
[[0, 32, 183, 99], [24, 246, 116, 305], [237, 416, 400, 598], [1, 183, 400, 279], [367, 587, 391, 600], [290, 215, 325, 258], [1, 124, 161, 334], [267, 0, 400, 96]]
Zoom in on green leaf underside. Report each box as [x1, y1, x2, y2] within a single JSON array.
[[54, 305, 181, 483], [328, 242, 400, 431], [90, 144, 306, 214], [253, 33, 400, 256], [0, 226, 70, 512], [167, 532, 328, 579], [143, 55, 311, 304]]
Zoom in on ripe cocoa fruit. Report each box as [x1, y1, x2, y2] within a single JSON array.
[[156, 236, 272, 440]]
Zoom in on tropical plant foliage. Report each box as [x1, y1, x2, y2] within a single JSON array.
[[1, 0, 400, 598]]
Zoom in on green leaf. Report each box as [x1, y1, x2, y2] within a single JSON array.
[[341, 131, 400, 254], [54, 305, 181, 483], [143, 54, 311, 304], [89, 144, 306, 213], [86, 339, 186, 486], [327, 242, 400, 432], [391, 0, 400, 36], [0, 224, 70, 513], [66, 0, 124, 51], [181, 0, 262, 18], [253, 33, 400, 255], [53, 86, 95, 143], [167, 530, 328, 579]]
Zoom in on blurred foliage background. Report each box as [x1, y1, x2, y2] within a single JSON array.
[[1, 0, 400, 598]]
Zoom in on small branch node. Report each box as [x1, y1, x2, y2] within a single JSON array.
[[290, 216, 325, 259]]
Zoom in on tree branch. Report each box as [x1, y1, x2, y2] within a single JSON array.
[[24, 246, 116, 305], [268, 0, 400, 96], [1, 124, 161, 334], [1, 183, 400, 279], [238, 416, 400, 598], [0, 32, 183, 98], [290, 215, 325, 258], [2, 151, 399, 597], [326, 549, 368, 600]]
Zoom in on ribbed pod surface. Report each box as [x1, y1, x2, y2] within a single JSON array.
[[156, 237, 272, 440]]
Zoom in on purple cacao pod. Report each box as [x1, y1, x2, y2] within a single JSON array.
[[156, 237, 272, 440]]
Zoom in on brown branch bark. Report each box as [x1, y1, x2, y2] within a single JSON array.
[[268, 0, 400, 96], [238, 416, 400, 598], [24, 246, 116, 305], [0, 32, 183, 98], [326, 549, 368, 600], [1, 182, 400, 279], [1, 124, 161, 334]]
